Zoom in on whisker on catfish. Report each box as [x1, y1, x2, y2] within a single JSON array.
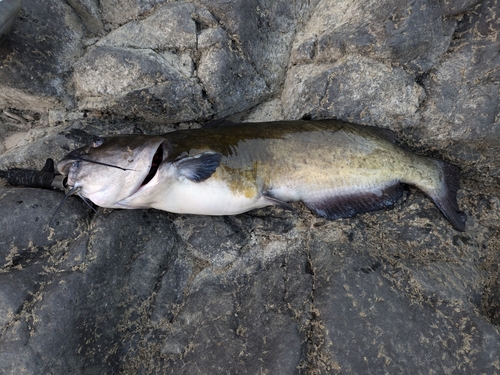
[[49, 186, 81, 227], [78, 193, 98, 214], [73, 155, 135, 171]]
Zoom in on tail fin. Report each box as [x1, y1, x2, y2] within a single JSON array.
[[430, 162, 467, 231]]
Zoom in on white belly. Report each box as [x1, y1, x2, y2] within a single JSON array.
[[148, 178, 269, 215]]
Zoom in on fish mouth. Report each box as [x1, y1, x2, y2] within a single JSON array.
[[139, 143, 164, 188]]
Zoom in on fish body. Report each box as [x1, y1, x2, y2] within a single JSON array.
[[57, 120, 466, 231]]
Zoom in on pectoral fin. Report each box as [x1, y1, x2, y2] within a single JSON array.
[[175, 152, 222, 182]]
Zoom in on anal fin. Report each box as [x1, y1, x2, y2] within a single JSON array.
[[304, 183, 404, 220]]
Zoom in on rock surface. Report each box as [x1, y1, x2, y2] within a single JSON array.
[[1, 0, 499, 374]]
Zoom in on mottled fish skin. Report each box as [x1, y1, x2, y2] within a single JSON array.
[[57, 120, 466, 231]]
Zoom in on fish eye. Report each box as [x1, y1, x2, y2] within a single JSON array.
[[92, 138, 104, 148]]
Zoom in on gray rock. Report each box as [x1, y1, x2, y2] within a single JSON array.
[[417, 0, 500, 176], [66, 0, 104, 36], [97, 2, 197, 51], [0, 0, 84, 112], [282, 55, 425, 126], [0, 188, 88, 255], [197, 33, 269, 118], [0, 0, 21, 42], [305, 214, 498, 373], [0, 0, 500, 373], [197, 0, 318, 93], [290, 0, 475, 74], [99, 0, 169, 27], [70, 0, 321, 121], [0, 208, 179, 374], [71, 3, 215, 122], [72, 45, 211, 122]]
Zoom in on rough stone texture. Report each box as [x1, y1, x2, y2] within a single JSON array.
[[72, 45, 211, 122], [69, 0, 318, 121], [97, 2, 198, 50], [1, 0, 500, 374], [66, 0, 104, 36], [99, 0, 171, 27], [197, 30, 269, 118], [71, 2, 214, 122], [417, 0, 500, 178], [196, 0, 318, 93], [282, 55, 425, 127], [0, 0, 84, 112], [289, 0, 477, 74]]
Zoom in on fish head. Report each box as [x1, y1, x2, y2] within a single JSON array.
[[57, 135, 166, 208]]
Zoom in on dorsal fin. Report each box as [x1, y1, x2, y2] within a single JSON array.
[[202, 119, 235, 129], [363, 125, 398, 144]]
